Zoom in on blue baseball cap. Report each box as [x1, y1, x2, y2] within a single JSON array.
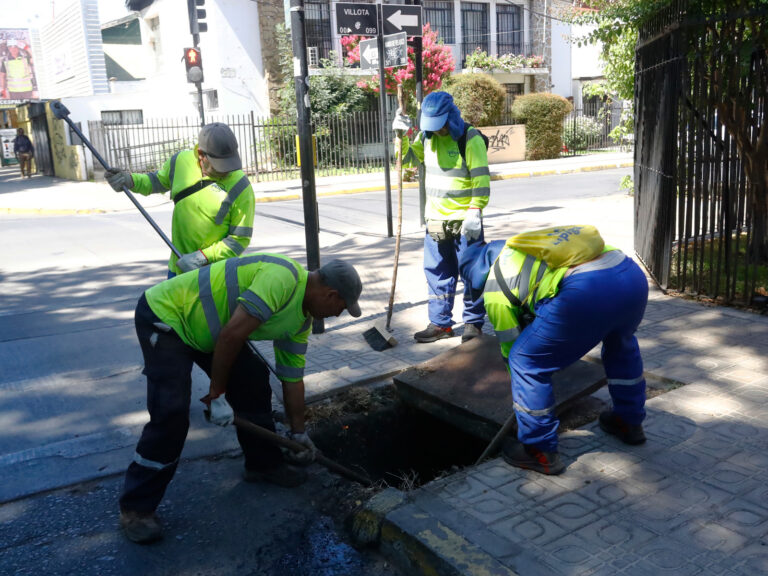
[[420, 91, 454, 132]]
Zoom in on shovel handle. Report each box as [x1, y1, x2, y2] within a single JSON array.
[[233, 416, 373, 487]]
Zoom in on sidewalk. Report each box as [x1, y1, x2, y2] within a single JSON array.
[[2, 152, 767, 574]]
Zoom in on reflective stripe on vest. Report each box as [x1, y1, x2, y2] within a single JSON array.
[[215, 176, 251, 225], [199, 255, 302, 344]]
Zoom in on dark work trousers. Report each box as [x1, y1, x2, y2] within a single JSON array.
[[120, 294, 282, 514]]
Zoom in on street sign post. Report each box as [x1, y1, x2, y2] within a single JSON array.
[[335, 2, 379, 36], [359, 32, 408, 70], [381, 4, 422, 36]]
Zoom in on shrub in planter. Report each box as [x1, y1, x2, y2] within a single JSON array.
[[511, 93, 573, 160], [563, 115, 604, 151], [444, 73, 506, 127]]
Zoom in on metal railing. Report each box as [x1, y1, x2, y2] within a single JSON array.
[[561, 102, 629, 156], [635, 0, 768, 306]]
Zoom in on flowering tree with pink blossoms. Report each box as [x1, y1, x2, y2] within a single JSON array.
[[340, 23, 455, 113]]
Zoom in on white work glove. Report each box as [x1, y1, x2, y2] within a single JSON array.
[[105, 168, 134, 192], [204, 396, 234, 427], [177, 250, 209, 273], [286, 431, 317, 465], [392, 109, 412, 134], [461, 208, 482, 241]]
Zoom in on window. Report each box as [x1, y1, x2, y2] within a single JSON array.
[[497, 4, 523, 56], [461, 2, 488, 66], [101, 110, 144, 125], [424, 0, 455, 44], [305, 0, 333, 63]]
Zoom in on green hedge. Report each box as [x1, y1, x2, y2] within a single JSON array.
[[511, 93, 573, 160], [444, 73, 506, 127]]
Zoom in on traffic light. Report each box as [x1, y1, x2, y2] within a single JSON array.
[[184, 47, 204, 83], [187, 0, 207, 35]]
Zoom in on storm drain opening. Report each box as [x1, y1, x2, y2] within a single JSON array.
[[302, 384, 488, 490]]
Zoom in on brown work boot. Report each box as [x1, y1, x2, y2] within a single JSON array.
[[461, 324, 483, 343], [243, 462, 308, 488], [502, 439, 565, 475], [414, 323, 454, 343], [120, 510, 163, 544]]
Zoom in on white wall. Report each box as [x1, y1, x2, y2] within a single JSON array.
[[38, 0, 108, 98], [550, 18, 571, 98]]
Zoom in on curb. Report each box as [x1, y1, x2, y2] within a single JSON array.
[[0, 162, 633, 216]]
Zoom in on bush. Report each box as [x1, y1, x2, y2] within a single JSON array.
[[563, 115, 604, 151], [444, 73, 506, 126], [511, 93, 573, 160]]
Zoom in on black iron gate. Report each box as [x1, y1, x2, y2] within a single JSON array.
[[28, 102, 53, 176], [635, 0, 768, 306]]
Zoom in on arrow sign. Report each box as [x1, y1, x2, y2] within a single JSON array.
[[359, 32, 408, 71], [381, 4, 422, 36], [387, 9, 418, 31], [335, 2, 379, 36]]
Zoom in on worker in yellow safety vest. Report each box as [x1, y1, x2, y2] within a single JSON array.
[[119, 254, 363, 544], [105, 123, 255, 277], [0, 40, 38, 100], [460, 226, 648, 475], [393, 91, 491, 344]]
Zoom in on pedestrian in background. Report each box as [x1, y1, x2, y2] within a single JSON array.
[[460, 226, 648, 475], [105, 122, 255, 277], [13, 127, 34, 178], [392, 91, 491, 344], [119, 254, 363, 543]]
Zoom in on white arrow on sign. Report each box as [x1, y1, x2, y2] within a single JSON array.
[[362, 43, 378, 65], [387, 9, 418, 31]]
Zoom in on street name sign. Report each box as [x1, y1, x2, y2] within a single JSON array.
[[359, 32, 408, 70], [335, 3, 379, 36], [381, 4, 423, 36]]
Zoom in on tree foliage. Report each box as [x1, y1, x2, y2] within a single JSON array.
[[275, 23, 373, 119], [443, 73, 506, 126], [341, 23, 455, 114]]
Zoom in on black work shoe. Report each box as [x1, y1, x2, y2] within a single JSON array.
[[502, 439, 565, 475], [461, 324, 482, 343], [414, 323, 454, 343], [599, 411, 646, 445], [243, 462, 308, 488], [120, 510, 163, 544]]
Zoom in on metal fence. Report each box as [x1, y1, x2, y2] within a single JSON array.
[[635, 0, 768, 306], [88, 102, 628, 183], [89, 110, 392, 182], [562, 102, 628, 156]]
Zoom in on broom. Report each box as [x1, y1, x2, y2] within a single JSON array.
[[363, 85, 407, 351]]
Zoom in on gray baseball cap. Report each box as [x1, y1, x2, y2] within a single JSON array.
[[198, 123, 242, 173], [318, 259, 363, 317]]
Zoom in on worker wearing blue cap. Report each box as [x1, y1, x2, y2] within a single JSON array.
[[392, 91, 491, 344]]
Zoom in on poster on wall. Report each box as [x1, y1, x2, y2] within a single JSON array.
[[1, 128, 20, 164], [0, 29, 39, 102]]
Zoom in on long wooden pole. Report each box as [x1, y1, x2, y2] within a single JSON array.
[[386, 85, 406, 330]]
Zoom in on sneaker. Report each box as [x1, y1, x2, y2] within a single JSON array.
[[120, 510, 163, 544], [243, 462, 308, 487], [599, 411, 646, 445], [502, 439, 565, 475], [414, 323, 454, 343], [461, 324, 482, 343]]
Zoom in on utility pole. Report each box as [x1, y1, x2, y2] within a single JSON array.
[[290, 0, 323, 334], [377, 2, 394, 238], [187, 0, 207, 126]]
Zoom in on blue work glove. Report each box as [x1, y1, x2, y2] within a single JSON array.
[[105, 168, 134, 192], [177, 250, 208, 273], [461, 208, 482, 241], [287, 431, 317, 465], [392, 109, 412, 135]]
